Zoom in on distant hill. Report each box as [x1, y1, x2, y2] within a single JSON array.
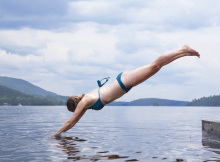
[[0, 85, 66, 106], [0, 84, 24, 96], [0, 76, 69, 102], [0, 76, 58, 96], [187, 95, 220, 106], [107, 98, 188, 106]]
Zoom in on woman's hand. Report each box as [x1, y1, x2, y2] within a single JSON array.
[[50, 133, 59, 137], [49, 133, 61, 138]]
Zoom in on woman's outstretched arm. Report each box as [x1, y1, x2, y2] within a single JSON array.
[[54, 100, 88, 136]]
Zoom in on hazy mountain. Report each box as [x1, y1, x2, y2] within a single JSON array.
[[108, 98, 188, 106], [0, 84, 23, 96], [0, 76, 69, 102], [0, 85, 66, 105], [0, 76, 58, 96]]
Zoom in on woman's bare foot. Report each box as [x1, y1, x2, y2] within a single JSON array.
[[182, 44, 200, 58]]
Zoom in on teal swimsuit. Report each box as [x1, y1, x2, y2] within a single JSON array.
[[89, 72, 132, 110], [116, 72, 133, 92]]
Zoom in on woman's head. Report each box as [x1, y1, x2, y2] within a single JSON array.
[[66, 94, 85, 112]]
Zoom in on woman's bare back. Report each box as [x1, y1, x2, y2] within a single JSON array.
[[86, 79, 126, 107]]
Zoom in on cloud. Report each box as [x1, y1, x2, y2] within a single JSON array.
[[0, 0, 68, 16], [0, 25, 216, 101], [68, 0, 220, 31], [0, 1, 220, 101], [114, 24, 174, 54], [0, 28, 48, 56], [0, 0, 220, 31], [0, 0, 69, 30]]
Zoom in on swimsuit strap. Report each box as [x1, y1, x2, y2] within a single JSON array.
[[97, 77, 110, 87], [98, 87, 101, 98], [116, 72, 132, 92], [97, 77, 110, 99]]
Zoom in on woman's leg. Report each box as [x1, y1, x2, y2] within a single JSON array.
[[121, 45, 200, 87]]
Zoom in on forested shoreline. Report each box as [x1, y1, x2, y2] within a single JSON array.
[[187, 95, 220, 106], [1, 77, 220, 107]]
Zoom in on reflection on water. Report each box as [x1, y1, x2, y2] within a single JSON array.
[[51, 134, 185, 162], [52, 135, 135, 161], [2, 106, 220, 161], [202, 130, 220, 159]]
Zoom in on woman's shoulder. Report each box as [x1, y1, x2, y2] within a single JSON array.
[[81, 93, 98, 109], [83, 93, 94, 100]]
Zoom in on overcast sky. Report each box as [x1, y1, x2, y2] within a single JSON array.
[[0, 0, 220, 101]]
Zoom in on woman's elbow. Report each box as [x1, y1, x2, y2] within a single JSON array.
[[66, 120, 72, 127]]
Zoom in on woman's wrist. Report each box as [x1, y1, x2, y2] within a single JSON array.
[[55, 121, 71, 136], [54, 133, 61, 136]]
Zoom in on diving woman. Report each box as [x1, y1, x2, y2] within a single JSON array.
[[54, 45, 200, 136]]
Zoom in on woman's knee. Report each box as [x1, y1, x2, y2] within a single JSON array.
[[150, 62, 161, 71]]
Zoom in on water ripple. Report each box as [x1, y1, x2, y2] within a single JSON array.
[[1, 106, 220, 161]]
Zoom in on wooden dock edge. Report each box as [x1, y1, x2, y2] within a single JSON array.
[[202, 120, 220, 136]]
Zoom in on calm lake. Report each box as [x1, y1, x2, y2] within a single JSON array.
[[1, 106, 220, 162]]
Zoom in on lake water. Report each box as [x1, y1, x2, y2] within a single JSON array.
[[1, 106, 220, 162]]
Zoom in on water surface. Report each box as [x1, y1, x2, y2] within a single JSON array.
[[1, 106, 220, 162]]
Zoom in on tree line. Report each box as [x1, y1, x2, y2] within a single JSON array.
[[187, 95, 220, 106]]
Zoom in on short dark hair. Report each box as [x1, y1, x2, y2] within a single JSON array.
[[66, 94, 85, 112], [66, 96, 77, 112]]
